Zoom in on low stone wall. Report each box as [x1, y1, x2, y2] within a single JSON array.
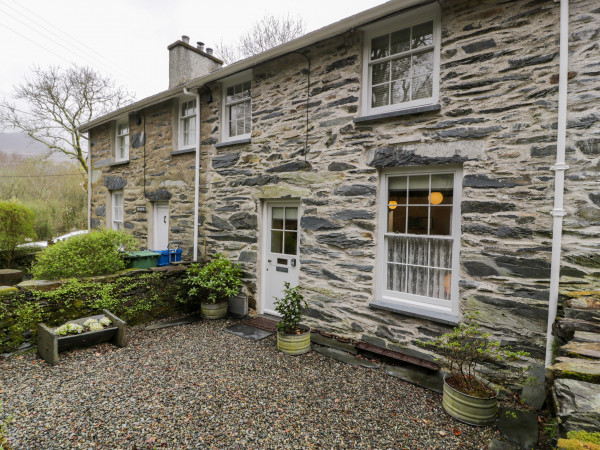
[[0, 268, 190, 355]]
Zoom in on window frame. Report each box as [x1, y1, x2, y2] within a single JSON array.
[[361, 3, 441, 117], [178, 98, 197, 151], [114, 118, 130, 162], [376, 165, 462, 321], [221, 71, 252, 143], [111, 190, 124, 231]]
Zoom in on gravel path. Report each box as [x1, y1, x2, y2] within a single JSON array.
[[1, 318, 498, 448]]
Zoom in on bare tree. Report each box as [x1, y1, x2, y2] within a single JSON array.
[[0, 65, 134, 174], [216, 14, 306, 65]]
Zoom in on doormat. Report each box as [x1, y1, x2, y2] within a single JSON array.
[[241, 316, 279, 333]]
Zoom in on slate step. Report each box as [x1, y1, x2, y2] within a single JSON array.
[[310, 332, 357, 354], [555, 319, 600, 342], [565, 295, 600, 311], [553, 378, 600, 435], [565, 308, 600, 323], [572, 331, 600, 344], [551, 357, 600, 383], [313, 345, 380, 369], [561, 342, 600, 360]]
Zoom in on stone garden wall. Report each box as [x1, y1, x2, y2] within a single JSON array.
[[88, 0, 600, 371], [0, 269, 188, 355]]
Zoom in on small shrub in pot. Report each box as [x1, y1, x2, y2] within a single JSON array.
[[185, 254, 242, 319], [274, 282, 310, 355], [419, 312, 529, 425]]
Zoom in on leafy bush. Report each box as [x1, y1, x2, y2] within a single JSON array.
[[275, 282, 308, 334], [0, 200, 36, 268], [31, 229, 138, 280], [0, 400, 12, 450], [418, 312, 529, 398], [185, 254, 242, 304]]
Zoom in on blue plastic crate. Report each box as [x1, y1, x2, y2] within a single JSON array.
[[153, 249, 183, 266]]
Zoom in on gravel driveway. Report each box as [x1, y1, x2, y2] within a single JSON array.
[[1, 318, 497, 448]]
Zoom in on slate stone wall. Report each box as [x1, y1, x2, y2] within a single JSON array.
[[88, 0, 600, 369]]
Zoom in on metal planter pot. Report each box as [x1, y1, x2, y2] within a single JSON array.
[[277, 324, 311, 355], [201, 301, 228, 320], [442, 374, 498, 426]]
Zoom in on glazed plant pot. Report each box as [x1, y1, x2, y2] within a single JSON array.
[[442, 374, 498, 426], [201, 301, 228, 320], [277, 324, 311, 355]]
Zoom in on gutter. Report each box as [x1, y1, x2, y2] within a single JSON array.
[[183, 87, 201, 262], [78, 0, 429, 133], [545, 0, 570, 368]]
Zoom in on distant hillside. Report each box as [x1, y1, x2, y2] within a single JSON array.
[[0, 132, 70, 161]]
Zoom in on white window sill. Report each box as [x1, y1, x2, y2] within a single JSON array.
[[355, 104, 441, 123], [171, 148, 196, 156], [215, 137, 251, 149], [109, 160, 129, 167], [370, 298, 458, 325]]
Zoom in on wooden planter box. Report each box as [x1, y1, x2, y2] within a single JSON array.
[[37, 310, 126, 365]]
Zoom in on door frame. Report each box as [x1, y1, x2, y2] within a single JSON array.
[[259, 199, 301, 315]]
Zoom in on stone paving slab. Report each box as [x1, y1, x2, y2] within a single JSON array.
[[496, 409, 538, 450], [144, 314, 202, 331], [310, 332, 357, 354], [225, 323, 273, 341], [385, 364, 444, 393], [313, 345, 380, 369]]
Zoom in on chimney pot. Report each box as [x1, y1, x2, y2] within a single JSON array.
[[181, 35, 190, 44], [197, 42, 205, 51], [206, 47, 213, 55]]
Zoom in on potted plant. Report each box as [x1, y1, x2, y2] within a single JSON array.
[[419, 312, 529, 426], [185, 254, 242, 320], [274, 282, 310, 355]]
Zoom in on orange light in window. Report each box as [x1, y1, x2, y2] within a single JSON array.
[[429, 192, 444, 205], [388, 200, 398, 210], [444, 273, 452, 295]]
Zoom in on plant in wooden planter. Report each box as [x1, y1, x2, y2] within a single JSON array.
[[185, 254, 242, 320], [37, 310, 126, 365], [419, 312, 529, 426], [274, 282, 310, 355]]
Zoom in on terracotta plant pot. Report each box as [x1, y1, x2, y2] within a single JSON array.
[[442, 374, 498, 426], [276, 324, 311, 355], [201, 301, 228, 320]]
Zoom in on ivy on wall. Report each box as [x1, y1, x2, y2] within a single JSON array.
[[0, 271, 189, 353]]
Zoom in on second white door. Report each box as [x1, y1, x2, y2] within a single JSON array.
[[153, 202, 170, 250]]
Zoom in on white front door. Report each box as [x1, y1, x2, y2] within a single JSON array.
[[263, 202, 301, 315], [153, 202, 170, 250]]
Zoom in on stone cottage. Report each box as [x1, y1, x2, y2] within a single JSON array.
[[80, 0, 600, 371]]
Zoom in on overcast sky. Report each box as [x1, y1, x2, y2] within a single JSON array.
[[1, 0, 388, 108]]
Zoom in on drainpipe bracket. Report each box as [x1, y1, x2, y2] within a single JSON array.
[[551, 163, 569, 171], [551, 209, 567, 217]]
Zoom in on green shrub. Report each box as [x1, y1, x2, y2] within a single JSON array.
[[0, 200, 36, 269], [185, 254, 242, 304], [31, 229, 138, 280], [275, 282, 308, 334]]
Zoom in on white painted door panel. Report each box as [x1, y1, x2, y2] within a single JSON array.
[[263, 203, 300, 315]]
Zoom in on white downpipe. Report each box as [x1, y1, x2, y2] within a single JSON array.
[[183, 87, 201, 262], [545, 0, 570, 368], [87, 146, 91, 231]]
